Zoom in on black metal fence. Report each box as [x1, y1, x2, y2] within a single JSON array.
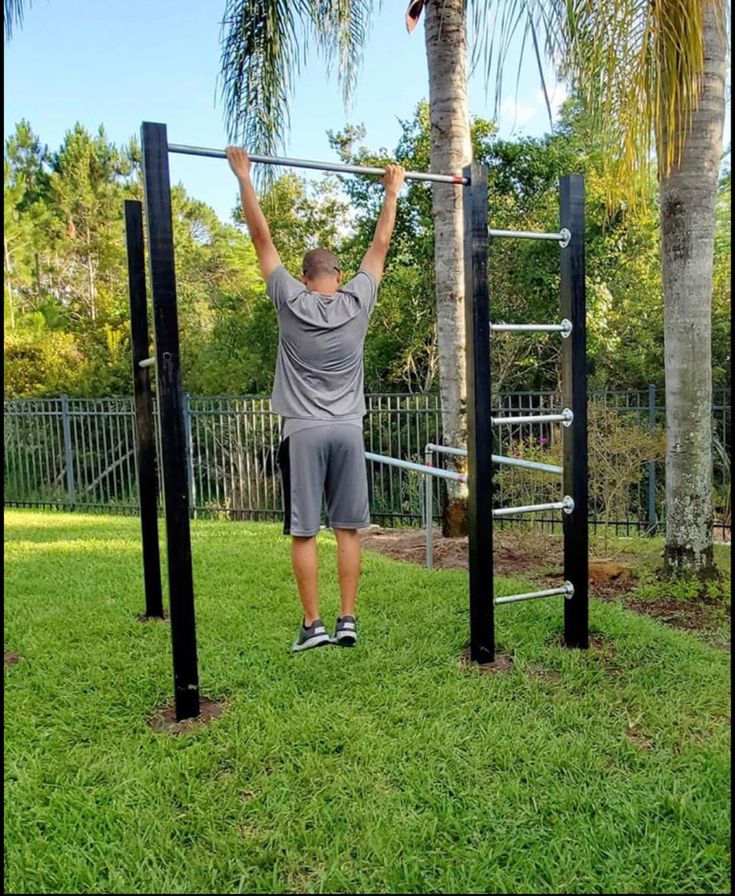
[[3, 388, 731, 537]]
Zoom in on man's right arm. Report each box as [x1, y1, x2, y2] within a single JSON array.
[[226, 147, 281, 283]]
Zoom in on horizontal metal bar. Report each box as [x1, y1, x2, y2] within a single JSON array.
[[493, 496, 574, 517], [426, 443, 467, 458], [425, 443, 563, 475], [493, 455, 563, 475], [365, 452, 467, 483], [168, 143, 469, 185], [490, 319, 572, 338], [489, 226, 571, 247], [138, 356, 156, 368], [495, 581, 574, 605], [491, 409, 574, 427]]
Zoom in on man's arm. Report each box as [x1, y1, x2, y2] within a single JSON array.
[[360, 164, 406, 283], [226, 147, 281, 283]]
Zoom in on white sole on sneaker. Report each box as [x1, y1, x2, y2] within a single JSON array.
[[292, 633, 332, 652], [333, 633, 357, 647]]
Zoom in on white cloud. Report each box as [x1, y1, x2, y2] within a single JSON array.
[[499, 96, 538, 129], [537, 82, 569, 114]]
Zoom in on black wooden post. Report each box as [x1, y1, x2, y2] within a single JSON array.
[[560, 175, 589, 649], [125, 199, 164, 621], [141, 122, 200, 719], [463, 164, 495, 663]]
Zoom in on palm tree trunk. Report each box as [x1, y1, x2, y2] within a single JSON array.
[[657, 2, 726, 578], [423, 0, 472, 535]]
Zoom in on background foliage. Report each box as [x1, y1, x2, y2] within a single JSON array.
[[4, 105, 731, 398]]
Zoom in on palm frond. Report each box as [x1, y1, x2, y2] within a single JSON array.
[[471, 0, 728, 194], [5, 0, 29, 39], [219, 0, 308, 155], [219, 0, 375, 159]]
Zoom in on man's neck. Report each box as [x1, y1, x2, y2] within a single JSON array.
[[305, 278, 339, 295]]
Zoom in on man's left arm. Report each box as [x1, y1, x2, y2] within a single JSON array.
[[360, 164, 406, 284]]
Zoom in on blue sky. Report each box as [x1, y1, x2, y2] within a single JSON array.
[[3, 1, 622, 222]]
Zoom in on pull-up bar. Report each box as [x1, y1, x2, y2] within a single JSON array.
[[167, 142, 469, 186]]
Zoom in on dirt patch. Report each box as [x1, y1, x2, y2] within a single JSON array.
[[136, 612, 169, 623], [624, 595, 728, 635], [361, 528, 728, 641], [148, 697, 225, 734], [361, 528, 562, 577], [458, 646, 514, 674], [525, 662, 563, 684], [625, 721, 654, 751], [4, 651, 21, 667], [547, 632, 617, 655]]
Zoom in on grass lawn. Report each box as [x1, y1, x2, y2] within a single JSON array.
[[4, 510, 731, 894]]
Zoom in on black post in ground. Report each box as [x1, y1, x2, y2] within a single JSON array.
[[560, 174, 589, 649], [141, 121, 200, 719], [125, 199, 164, 620], [463, 164, 495, 663]]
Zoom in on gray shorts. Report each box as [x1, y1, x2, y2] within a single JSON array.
[[277, 424, 370, 536]]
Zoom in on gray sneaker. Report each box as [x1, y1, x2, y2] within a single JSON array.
[[292, 619, 331, 652], [333, 616, 358, 647]]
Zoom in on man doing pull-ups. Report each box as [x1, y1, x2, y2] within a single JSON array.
[[226, 147, 405, 651]]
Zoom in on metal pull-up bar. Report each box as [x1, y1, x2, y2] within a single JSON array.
[[167, 142, 469, 186], [489, 226, 571, 247]]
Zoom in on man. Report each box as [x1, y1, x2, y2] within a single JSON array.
[[226, 147, 406, 652]]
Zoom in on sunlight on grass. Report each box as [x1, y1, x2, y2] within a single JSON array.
[[4, 510, 731, 894]]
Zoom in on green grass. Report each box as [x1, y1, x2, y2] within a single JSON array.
[[4, 510, 731, 894]]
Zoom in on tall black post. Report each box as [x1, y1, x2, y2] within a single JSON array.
[[463, 164, 495, 663], [560, 175, 589, 649], [125, 199, 164, 620], [141, 122, 200, 719]]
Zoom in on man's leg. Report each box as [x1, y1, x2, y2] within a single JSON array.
[[333, 528, 360, 619], [291, 535, 320, 625]]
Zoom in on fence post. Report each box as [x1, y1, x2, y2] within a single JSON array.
[[424, 446, 433, 569], [463, 163, 495, 663], [182, 392, 196, 519], [60, 394, 76, 511], [647, 383, 658, 534]]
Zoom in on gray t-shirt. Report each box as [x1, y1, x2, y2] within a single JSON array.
[[267, 265, 378, 430]]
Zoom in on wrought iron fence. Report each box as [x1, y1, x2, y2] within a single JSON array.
[[3, 388, 730, 537]]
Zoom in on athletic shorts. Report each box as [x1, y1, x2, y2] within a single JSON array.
[[277, 424, 370, 536]]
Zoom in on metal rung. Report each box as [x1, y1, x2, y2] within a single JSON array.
[[495, 581, 574, 605], [490, 319, 572, 338], [489, 227, 571, 247], [493, 455, 563, 475], [492, 408, 573, 427], [365, 452, 467, 483], [426, 443, 467, 458], [424, 443, 563, 475], [139, 356, 156, 368], [493, 496, 574, 517]]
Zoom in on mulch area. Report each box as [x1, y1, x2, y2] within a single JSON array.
[[359, 527, 730, 642]]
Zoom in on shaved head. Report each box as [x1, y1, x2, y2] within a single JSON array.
[[302, 248, 341, 279]]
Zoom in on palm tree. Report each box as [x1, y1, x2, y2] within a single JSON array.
[[220, 1, 727, 574], [10, 0, 723, 569]]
